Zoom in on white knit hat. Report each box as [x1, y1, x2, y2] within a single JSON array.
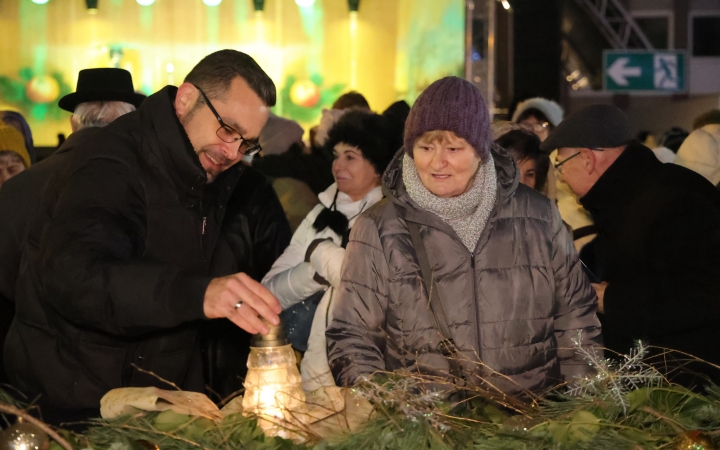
[[512, 98, 564, 127]]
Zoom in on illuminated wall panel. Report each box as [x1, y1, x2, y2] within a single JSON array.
[[0, 0, 463, 146]]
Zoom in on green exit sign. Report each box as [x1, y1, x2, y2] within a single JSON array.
[[603, 50, 687, 92]]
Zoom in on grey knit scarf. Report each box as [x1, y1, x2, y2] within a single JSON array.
[[402, 153, 497, 251]]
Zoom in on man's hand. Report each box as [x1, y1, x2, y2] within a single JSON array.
[[203, 273, 282, 334], [591, 282, 608, 314]]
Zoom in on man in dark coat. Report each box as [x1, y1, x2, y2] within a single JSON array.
[[541, 104, 720, 381], [4, 50, 283, 423], [0, 68, 145, 384]]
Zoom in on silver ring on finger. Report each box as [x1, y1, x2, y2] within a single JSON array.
[[234, 301, 243, 310]]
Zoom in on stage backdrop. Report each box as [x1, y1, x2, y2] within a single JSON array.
[[0, 0, 464, 147]]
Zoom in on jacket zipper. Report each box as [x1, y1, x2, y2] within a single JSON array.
[[199, 193, 207, 261], [470, 254, 481, 367]]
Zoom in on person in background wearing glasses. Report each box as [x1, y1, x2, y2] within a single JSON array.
[[512, 97, 561, 201], [4, 50, 285, 424], [512, 97, 563, 143], [541, 104, 720, 385], [514, 97, 598, 253]]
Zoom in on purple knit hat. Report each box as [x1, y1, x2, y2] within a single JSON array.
[[404, 76, 492, 160]]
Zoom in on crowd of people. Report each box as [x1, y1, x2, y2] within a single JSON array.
[[0, 49, 719, 425]]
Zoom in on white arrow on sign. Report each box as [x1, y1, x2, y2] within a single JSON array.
[[608, 57, 642, 86]]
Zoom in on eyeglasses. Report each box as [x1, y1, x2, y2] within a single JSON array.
[[553, 151, 581, 174], [520, 121, 550, 134], [192, 84, 262, 157]]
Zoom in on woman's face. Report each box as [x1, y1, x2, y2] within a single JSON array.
[[412, 131, 481, 198], [517, 158, 537, 189], [332, 142, 381, 201], [0, 152, 26, 187]]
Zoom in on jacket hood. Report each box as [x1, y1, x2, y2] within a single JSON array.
[[381, 143, 519, 230]]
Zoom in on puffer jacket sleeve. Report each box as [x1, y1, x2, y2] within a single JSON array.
[[262, 204, 325, 310], [39, 157, 210, 336], [326, 213, 390, 386], [309, 240, 345, 288], [549, 206, 603, 381]]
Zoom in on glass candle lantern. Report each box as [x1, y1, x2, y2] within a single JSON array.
[[242, 320, 307, 439]]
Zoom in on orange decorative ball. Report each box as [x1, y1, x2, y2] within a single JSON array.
[[25, 75, 60, 104], [289, 79, 320, 108]]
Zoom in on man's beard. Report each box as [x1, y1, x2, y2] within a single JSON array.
[[198, 147, 230, 183]]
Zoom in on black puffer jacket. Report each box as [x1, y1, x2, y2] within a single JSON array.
[[327, 147, 602, 395], [4, 87, 240, 411]]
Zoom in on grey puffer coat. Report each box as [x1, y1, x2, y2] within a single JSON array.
[[326, 146, 602, 395]]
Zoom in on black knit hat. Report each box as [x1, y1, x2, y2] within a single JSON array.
[[324, 110, 403, 175], [540, 104, 631, 152]]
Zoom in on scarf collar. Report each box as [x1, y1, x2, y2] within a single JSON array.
[[401, 152, 498, 251]]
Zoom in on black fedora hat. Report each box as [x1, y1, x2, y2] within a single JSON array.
[[58, 68, 146, 112]]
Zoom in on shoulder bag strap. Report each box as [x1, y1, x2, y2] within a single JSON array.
[[407, 221, 466, 383]]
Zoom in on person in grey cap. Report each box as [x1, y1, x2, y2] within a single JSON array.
[[541, 104, 720, 381], [327, 76, 601, 397]]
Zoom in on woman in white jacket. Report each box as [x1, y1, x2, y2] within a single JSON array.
[[262, 110, 401, 391]]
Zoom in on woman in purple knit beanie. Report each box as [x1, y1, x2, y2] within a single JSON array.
[[326, 76, 601, 398]]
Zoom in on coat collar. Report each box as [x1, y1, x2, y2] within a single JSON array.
[[139, 86, 208, 191], [54, 127, 102, 155], [318, 182, 383, 223], [381, 144, 519, 234], [580, 141, 661, 216]]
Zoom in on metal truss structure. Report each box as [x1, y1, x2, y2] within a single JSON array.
[[576, 0, 654, 50]]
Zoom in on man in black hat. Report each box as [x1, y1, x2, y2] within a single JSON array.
[[60, 68, 147, 133], [2, 51, 285, 423], [541, 104, 720, 382], [0, 68, 145, 383]]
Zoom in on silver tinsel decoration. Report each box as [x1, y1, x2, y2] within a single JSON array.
[[568, 332, 663, 415]]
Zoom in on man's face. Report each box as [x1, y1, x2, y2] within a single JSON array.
[[555, 147, 595, 198], [176, 77, 269, 183]]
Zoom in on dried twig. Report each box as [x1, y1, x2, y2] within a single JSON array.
[[130, 364, 182, 391]]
